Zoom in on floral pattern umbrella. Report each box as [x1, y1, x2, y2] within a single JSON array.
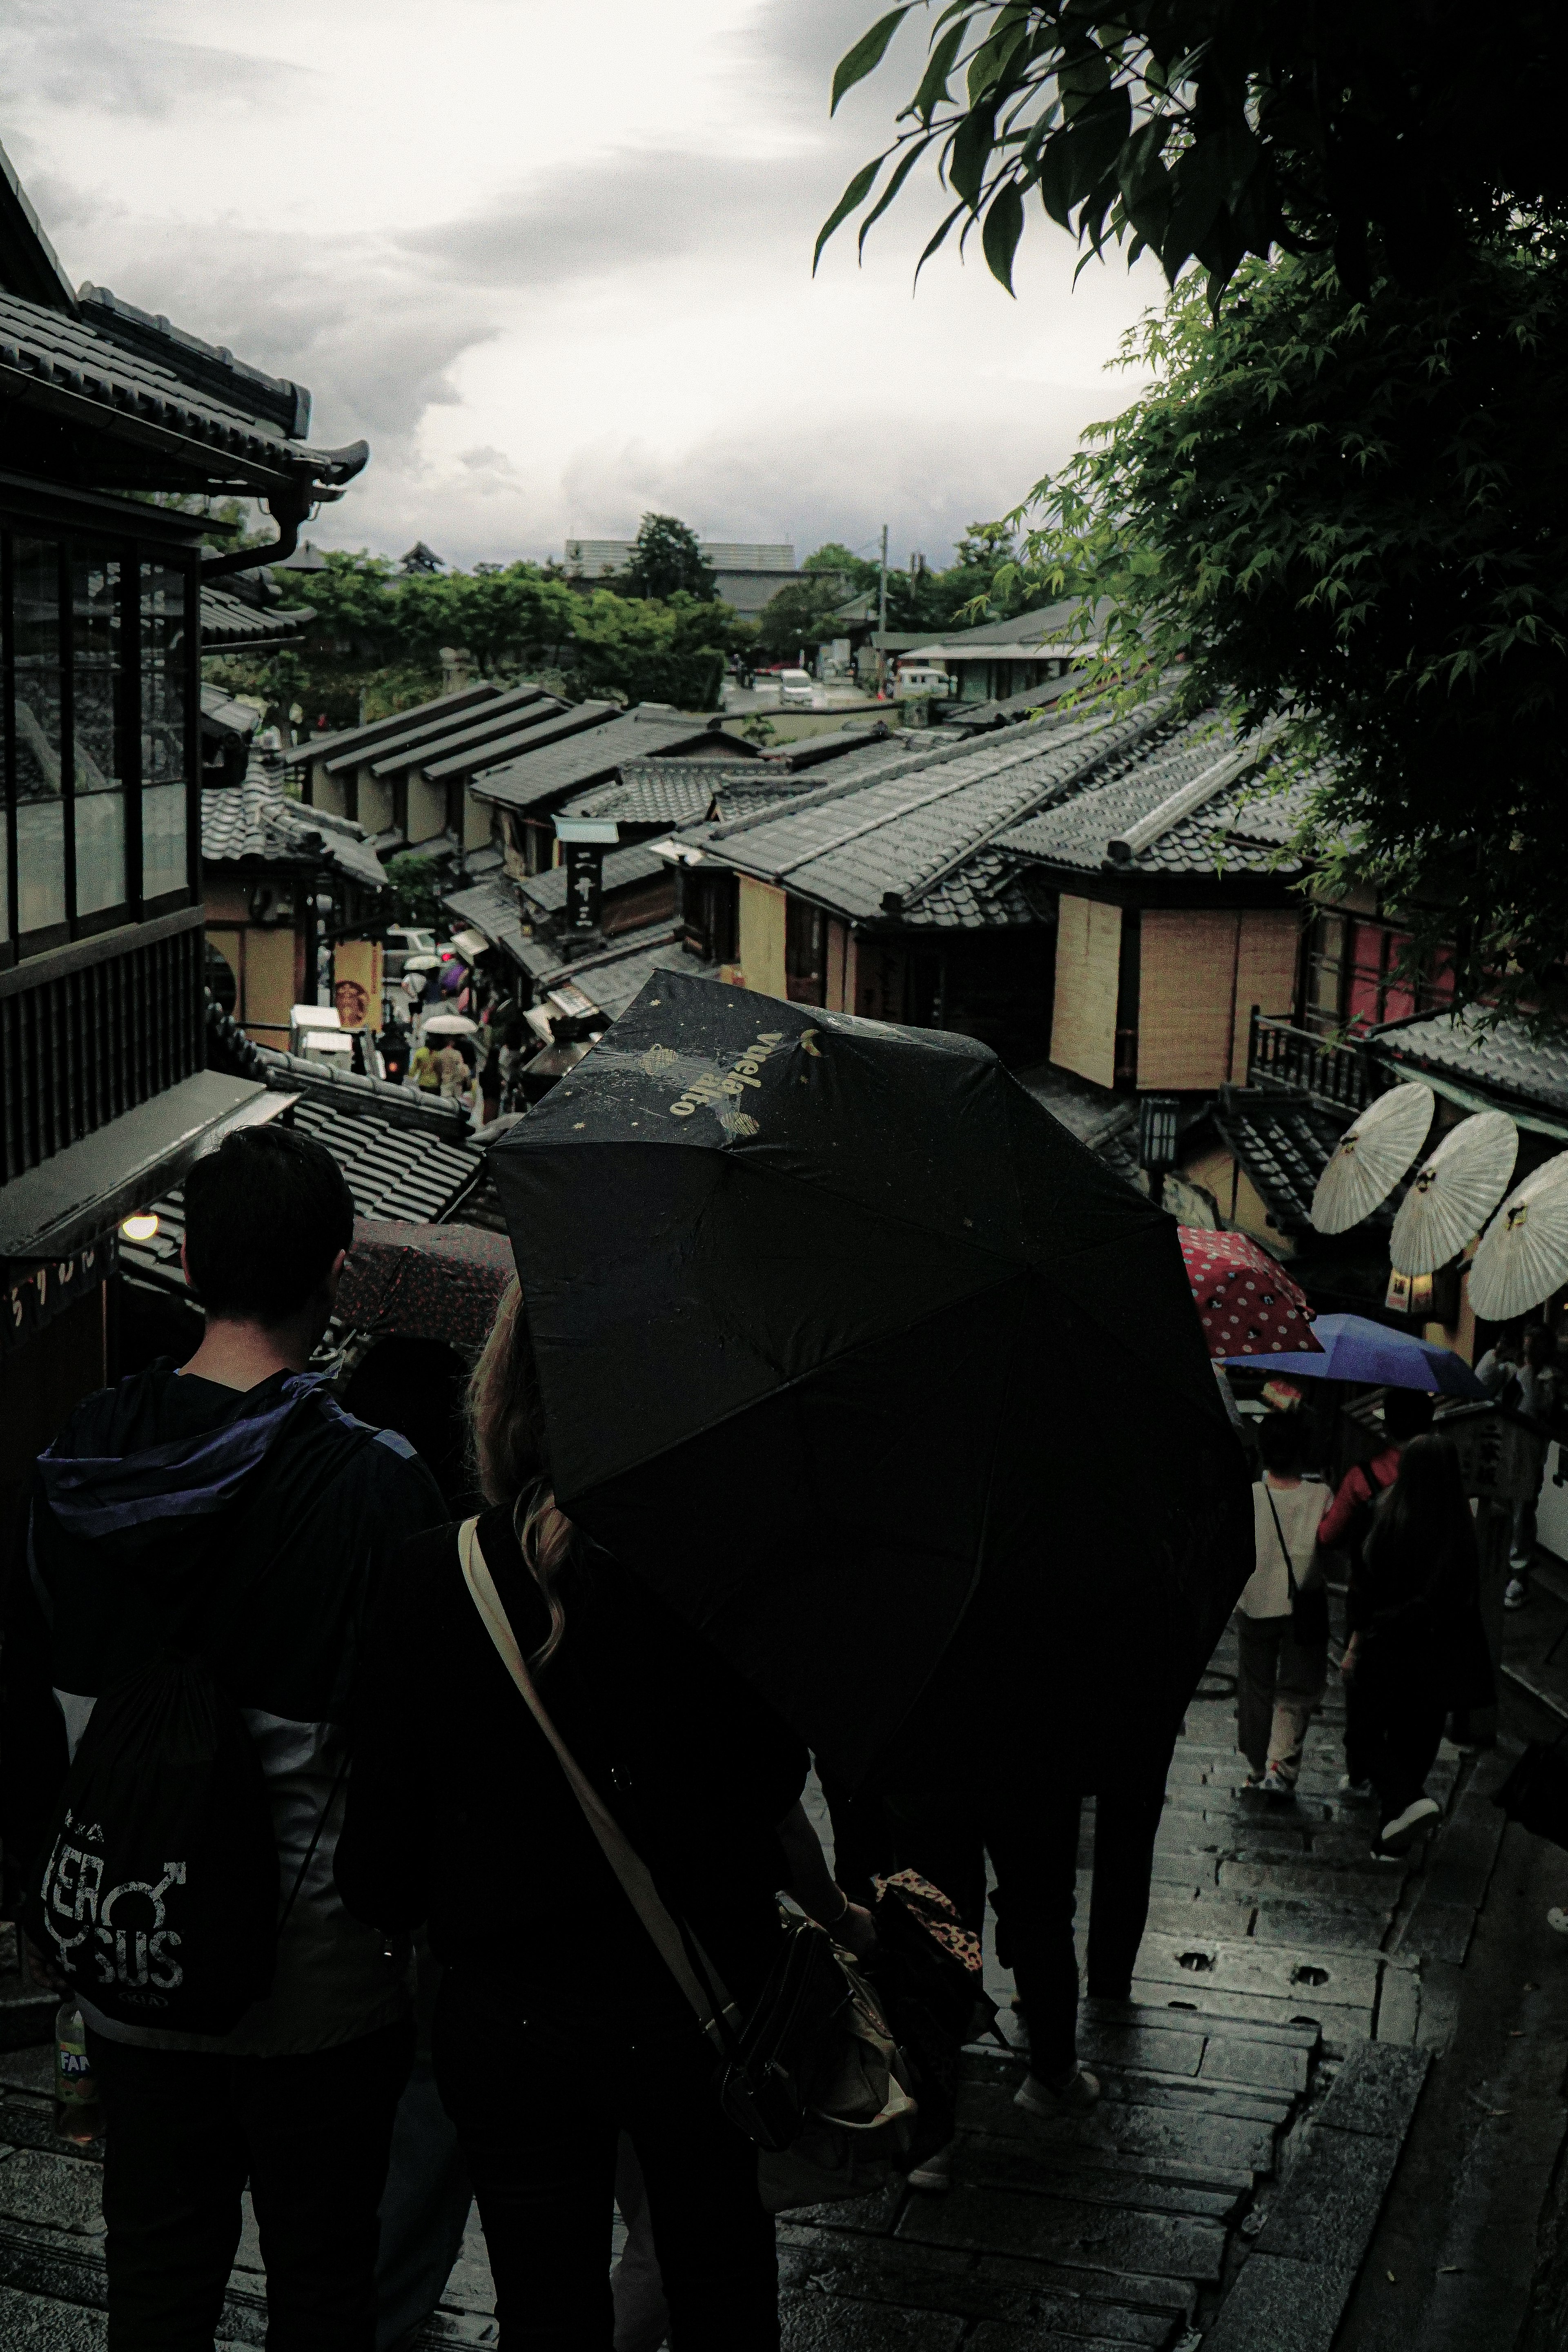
[[1179, 1227, 1323, 1359], [336, 1218, 514, 1351]]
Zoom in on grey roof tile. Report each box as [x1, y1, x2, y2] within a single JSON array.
[[201, 777, 386, 890], [0, 285, 360, 486], [1372, 1008, 1568, 1120], [998, 715, 1309, 878], [520, 841, 668, 915], [435, 701, 622, 789], [200, 583, 311, 649], [443, 879, 532, 962], [469, 709, 739, 808], [692, 704, 1169, 927], [1212, 1093, 1365, 1235], [356, 685, 564, 778], [565, 761, 762, 824]]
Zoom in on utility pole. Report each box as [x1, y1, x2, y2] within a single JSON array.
[[876, 523, 889, 699]]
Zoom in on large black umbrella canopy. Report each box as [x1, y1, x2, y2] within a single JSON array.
[[490, 972, 1250, 1783]]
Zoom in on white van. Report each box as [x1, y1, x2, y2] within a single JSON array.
[[778, 668, 815, 708], [894, 663, 955, 698]]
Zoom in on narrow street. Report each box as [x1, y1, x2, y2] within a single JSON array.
[[2, 1569, 1566, 2350]]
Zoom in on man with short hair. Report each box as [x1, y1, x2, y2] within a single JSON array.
[[0, 1125, 447, 2350]]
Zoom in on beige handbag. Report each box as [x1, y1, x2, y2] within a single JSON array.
[[457, 1517, 915, 2211]]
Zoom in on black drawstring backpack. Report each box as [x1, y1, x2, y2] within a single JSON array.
[[25, 1419, 372, 2036]]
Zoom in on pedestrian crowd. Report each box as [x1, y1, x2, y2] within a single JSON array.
[[1236, 1383, 1498, 1862], [0, 1127, 1181, 2351]]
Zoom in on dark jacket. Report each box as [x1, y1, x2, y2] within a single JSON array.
[[334, 1505, 810, 2033], [0, 1362, 446, 2054]]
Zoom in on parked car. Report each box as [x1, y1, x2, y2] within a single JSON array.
[[779, 668, 815, 708], [383, 924, 438, 981]]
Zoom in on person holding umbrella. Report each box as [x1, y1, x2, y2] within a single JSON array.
[[1234, 1412, 1332, 1795], [334, 1283, 874, 2350], [1342, 1433, 1494, 1859]]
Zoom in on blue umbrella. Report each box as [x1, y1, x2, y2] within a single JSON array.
[[1225, 1311, 1486, 1396]]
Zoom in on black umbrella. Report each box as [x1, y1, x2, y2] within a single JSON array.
[[490, 973, 1250, 1784]]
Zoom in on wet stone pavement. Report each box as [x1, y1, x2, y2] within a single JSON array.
[[0, 1606, 1506, 2349]]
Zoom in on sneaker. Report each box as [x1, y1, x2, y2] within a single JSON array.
[[1371, 1797, 1441, 1859], [907, 2140, 955, 2192], [1506, 1577, 1530, 1610], [1015, 2066, 1102, 2120], [1338, 1775, 1375, 1801], [1260, 1768, 1296, 1798]]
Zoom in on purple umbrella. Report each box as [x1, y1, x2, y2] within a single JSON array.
[[1224, 1311, 1486, 1396]]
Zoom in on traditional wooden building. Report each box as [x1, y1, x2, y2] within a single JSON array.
[[0, 137, 367, 1517]]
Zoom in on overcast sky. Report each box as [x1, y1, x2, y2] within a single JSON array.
[[3, 0, 1163, 570]]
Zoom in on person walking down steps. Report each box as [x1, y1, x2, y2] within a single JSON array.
[[1234, 1413, 1332, 1797]]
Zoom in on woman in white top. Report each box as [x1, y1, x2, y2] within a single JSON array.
[[1234, 1412, 1332, 1794]]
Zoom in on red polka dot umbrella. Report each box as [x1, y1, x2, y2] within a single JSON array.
[[1178, 1227, 1323, 1359]]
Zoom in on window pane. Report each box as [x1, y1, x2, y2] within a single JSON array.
[[13, 537, 65, 933], [16, 797, 66, 933], [140, 562, 187, 786], [73, 545, 125, 913], [141, 782, 187, 899]]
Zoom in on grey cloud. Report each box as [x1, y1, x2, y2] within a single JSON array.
[[399, 146, 836, 290], [0, 2, 309, 119]]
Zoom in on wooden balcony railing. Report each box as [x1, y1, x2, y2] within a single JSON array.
[[1247, 1009, 1372, 1114], [0, 910, 205, 1185]]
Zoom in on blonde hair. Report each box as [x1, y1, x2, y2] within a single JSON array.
[[467, 1279, 574, 1669]]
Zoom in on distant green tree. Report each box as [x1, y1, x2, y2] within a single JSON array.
[[384, 852, 445, 929], [621, 514, 716, 601], [565, 590, 739, 708], [756, 576, 857, 661], [804, 541, 881, 595]]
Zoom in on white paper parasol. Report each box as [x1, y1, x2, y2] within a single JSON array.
[[1467, 1151, 1568, 1320], [421, 1012, 479, 1037], [1388, 1110, 1519, 1275], [1311, 1083, 1434, 1234]]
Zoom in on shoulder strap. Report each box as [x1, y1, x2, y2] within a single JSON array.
[[1263, 1483, 1301, 1604], [457, 1517, 736, 2047]]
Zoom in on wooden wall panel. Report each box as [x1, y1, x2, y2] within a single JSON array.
[[738, 878, 788, 1001], [242, 925, 297, 1042], [1051, 894, 1121, 1089], [825, 919, 849, 1013], [1231, 910, 1303, 1080], [1138, 910, 1240, 1090]]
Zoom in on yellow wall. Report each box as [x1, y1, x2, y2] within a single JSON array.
[[463, 788, 491, 850], [407, 772, 446, 844], [243, 925, 298, 1042], [825, 919, 849, 1014], [313, 769, 348, 819], [1051, 894, 1121, 1089], [358, 775, 394, 837], [738, 878, 788, 1001]]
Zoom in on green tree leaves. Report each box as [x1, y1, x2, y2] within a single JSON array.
[[816, 2, 1568, 303], [621, 514, 717, 602]]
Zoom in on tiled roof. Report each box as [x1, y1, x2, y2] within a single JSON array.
[[565, 761, 762, 825], [943, 674, 1087, 731], [544, 929, 713, 1024], [759, 722, 902, 771], [284, 685, 505, 771], [359, 686, 565, 780], [201, 777, 387, 890], [1372, 1008, 1568, 1122], [520, 841, 668, 915], [443, 878, 532, 962], [690, 705, 1169, 929], [200, 683, 261, 742], [998, 715, 1303, 878], [470, 709, 738, 809], [438, 701, 622, 790], [0, 282, 365, 493], [1013, 1059, 1139, 1154], [1212, 1092, 1365, 1236], [200, 583, 311, 649]]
